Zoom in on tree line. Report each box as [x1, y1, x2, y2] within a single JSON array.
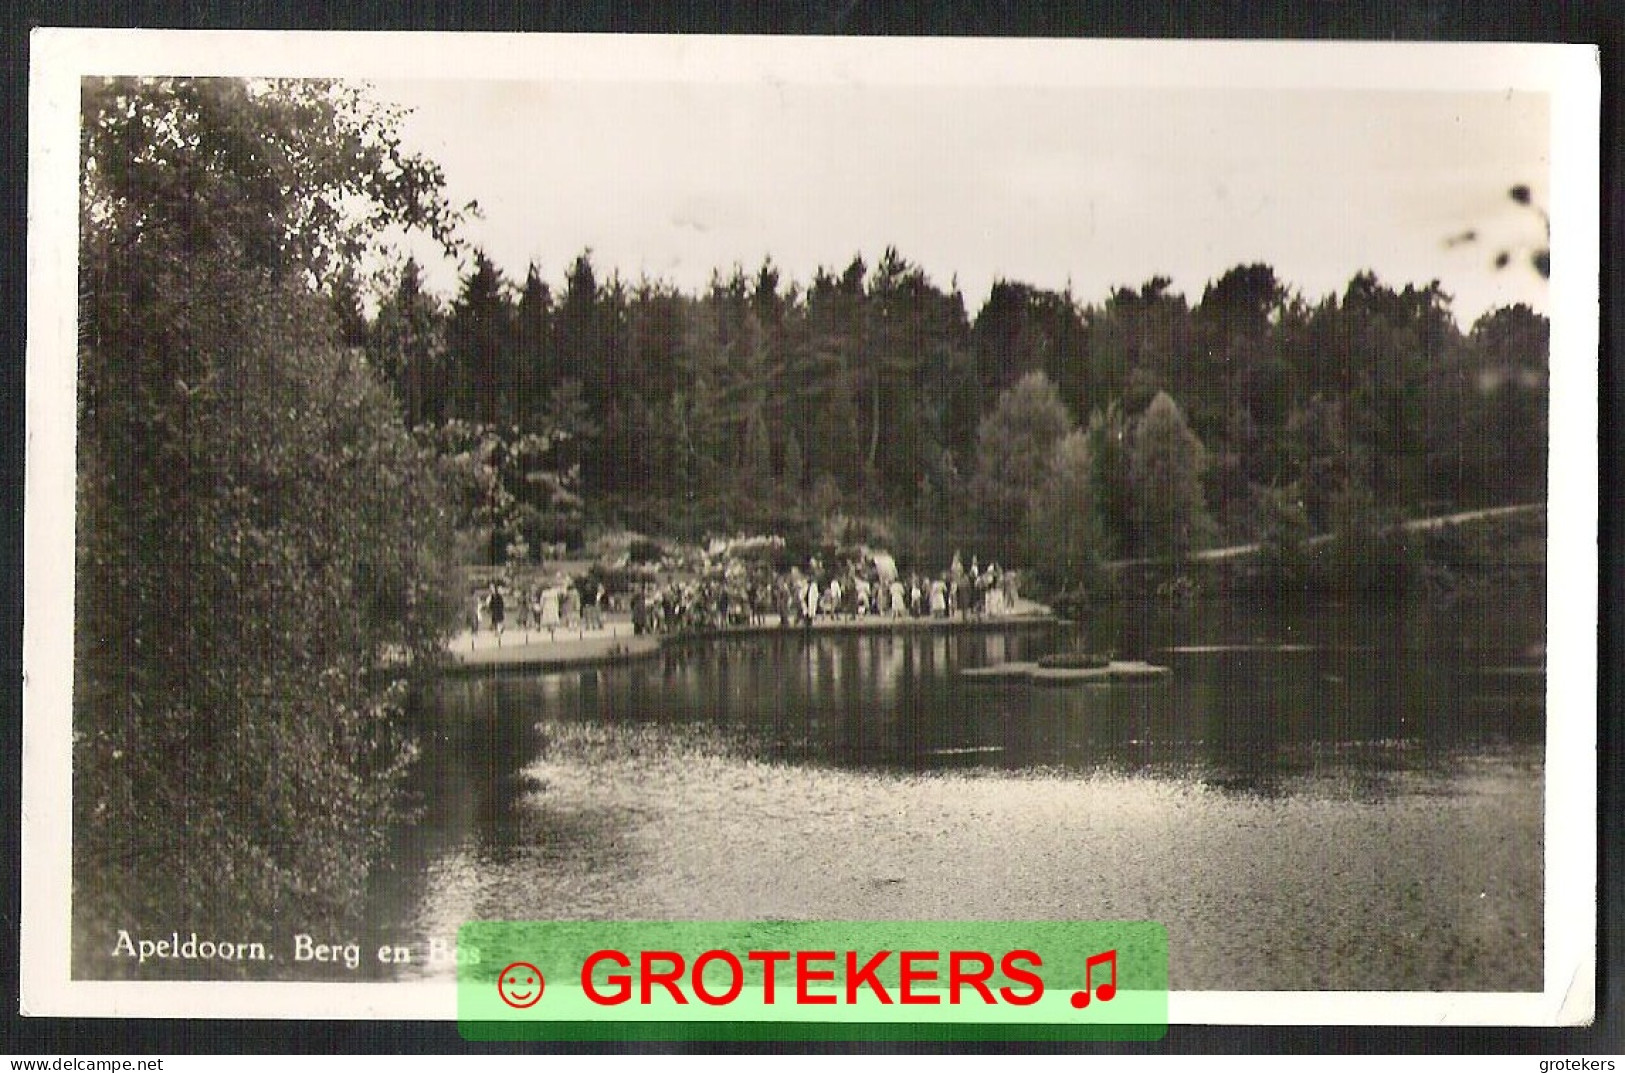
[[358, 242, 1549, 583]]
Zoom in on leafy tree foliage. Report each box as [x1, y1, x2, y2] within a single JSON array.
[[1254, 481, 1315, 595], [1128, 392, 1216, 561], [968, 371, 1075, 559], [1025, 429, 1108, 590], [369, 257, 446, 428], [76, 77, 466, 958], [1452, 303, 1549, 504], [1083, 401, 1134, 559], [376, 247, 1544, 580], [352, 207, 1545, 584]]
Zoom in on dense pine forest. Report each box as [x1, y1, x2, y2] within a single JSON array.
[[355, 245, 1549, 587]]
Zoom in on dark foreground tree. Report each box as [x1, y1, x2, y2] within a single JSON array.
[[76, 77, 467, 963]]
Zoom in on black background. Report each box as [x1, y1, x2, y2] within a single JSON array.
[[0, 0, 1616, 1057]]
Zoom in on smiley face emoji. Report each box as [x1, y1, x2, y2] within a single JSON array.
[[497, 961, 545, 1008]]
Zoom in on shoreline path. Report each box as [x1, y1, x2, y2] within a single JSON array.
[[445, 600, 1055, 673], [1105, 501, 1543, 569]]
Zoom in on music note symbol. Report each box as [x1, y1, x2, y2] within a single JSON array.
[[1070, 949, 1118, 1008]]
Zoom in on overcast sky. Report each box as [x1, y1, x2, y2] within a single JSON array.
[[373, 78, 1549, 328]]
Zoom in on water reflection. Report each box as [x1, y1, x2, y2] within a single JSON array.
[[430, 600, 1542, 789], [366, 597, 1545, 989]]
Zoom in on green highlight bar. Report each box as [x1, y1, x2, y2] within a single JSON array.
[[458, 921, 1167, 1042]]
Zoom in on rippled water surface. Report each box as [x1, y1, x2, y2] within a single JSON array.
[[368, 598, 1545, 991]]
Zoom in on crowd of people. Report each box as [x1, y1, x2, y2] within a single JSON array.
[[472, 576, 607, 640], [629, 551, 1023, 636], [468, 549, 1026, 642]]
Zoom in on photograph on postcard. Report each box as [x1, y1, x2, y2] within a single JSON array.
[[23, 32, 1597, 1022]]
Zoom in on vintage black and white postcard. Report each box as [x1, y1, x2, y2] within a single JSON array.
[[22, 30, 1598, 1025]]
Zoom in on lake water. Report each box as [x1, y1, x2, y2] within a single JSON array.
[[367, 596, 1545, 991]]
